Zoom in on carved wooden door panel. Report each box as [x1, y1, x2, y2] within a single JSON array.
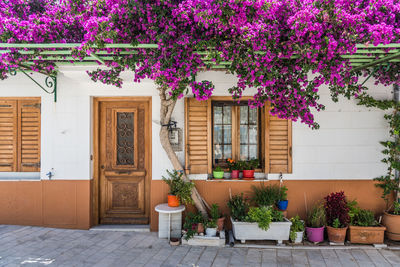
[[99, 100, 149, 224]]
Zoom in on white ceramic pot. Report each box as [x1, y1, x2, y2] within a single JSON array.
[[206, 228, 217, 237], [294, 231, 304, 243]]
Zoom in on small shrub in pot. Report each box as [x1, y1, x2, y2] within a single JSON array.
[[213, 166, 224, 179], [183, 212, 205, 240], [162, 170, 194, 207], [324, 191, 349, 243], [210, 203, 225, 231], [251, 184, 281, 207], [228, 194, 249, 221], [306, 203, 326, 243], [290, 215, 305, 243], [277, 185, 289, 211]]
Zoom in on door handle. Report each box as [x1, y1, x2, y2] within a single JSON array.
[[117, 170, 132, 175], [100, 165, 105, 169]]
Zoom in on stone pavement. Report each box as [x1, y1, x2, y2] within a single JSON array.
[[0, 225, 399, 267]]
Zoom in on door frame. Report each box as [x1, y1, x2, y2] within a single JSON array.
[[92, 97, 152, 226]]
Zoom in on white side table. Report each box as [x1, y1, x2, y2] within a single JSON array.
[[155, 203, 185, 241]]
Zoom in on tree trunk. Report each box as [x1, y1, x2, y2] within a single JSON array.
[[158, 88, 208, 217]]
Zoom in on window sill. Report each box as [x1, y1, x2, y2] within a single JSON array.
[[0, 172, 40, 181]]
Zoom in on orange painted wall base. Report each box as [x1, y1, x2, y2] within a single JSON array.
[[0, 180, 90, 229], [150, 179, 387, 231]]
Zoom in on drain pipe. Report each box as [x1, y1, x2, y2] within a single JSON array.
[[394, 84, 399, 203]]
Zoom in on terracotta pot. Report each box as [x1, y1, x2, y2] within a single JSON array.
[[327, 226, 348, 243], [217, 217, 225, 231], [231, 170, 240, 179], [242, 170, 255, 179], [382, 211, 400, 241], [348, 225, 386, 244], [167, 195, 180, 207], [306, 226, 325, 243], [197, 223, 204, 234]]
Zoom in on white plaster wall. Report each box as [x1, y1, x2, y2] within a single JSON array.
[[0, 68, 392, 181]]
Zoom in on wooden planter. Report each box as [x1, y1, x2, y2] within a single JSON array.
[[348, 225, 386, 244], [231, 217, 292, 244], [382, 212, 400, 241]]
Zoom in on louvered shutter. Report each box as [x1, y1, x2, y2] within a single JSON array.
[[184, 98, 211, 174], [0, 100, 17, 171], [265, 107, 292, 173], [18, 100, 41, 172]]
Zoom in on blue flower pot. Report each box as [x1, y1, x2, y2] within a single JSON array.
[[277, 200, 289, 211]]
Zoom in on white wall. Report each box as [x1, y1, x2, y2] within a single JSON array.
[[0, 68, 392, 181]]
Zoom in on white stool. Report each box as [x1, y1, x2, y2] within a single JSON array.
[[155, 203, 185, 241]]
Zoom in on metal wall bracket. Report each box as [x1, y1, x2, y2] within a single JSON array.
[[9, 67, 57, 102]]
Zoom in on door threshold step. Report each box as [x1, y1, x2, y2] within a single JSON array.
[[90, 224, 150, 232]]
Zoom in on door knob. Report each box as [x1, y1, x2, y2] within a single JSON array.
[[100, 165, 105, 169]]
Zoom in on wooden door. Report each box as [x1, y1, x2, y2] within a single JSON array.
[[99, 100, 150, 224]]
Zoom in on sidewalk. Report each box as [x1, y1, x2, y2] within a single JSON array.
[[0, 225, 399, 266]]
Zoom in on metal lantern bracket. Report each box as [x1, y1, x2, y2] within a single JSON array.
[[162, 120, 177, 133], [9, 67, 57, 102]]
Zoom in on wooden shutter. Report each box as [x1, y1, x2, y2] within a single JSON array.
[[18, 100, 41, 172], [185, 98, 211, 174], [0, 100, 17, 171], [265, 105, 292, 173]]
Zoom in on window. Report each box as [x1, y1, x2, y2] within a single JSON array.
[[0, 98, 41, 172], [212, 101, 260, 167], [185, 97, 292, 175]]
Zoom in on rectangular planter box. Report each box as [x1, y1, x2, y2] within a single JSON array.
[[231, 217, 292, 244], [348, 225, 386, 244]]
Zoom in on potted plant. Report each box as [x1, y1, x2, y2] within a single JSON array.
[[251, 184, 281, 207], [210, 203, 225, 231], [324, 191, 350, 243], [162, 170, 194, 207], [306, 203, 326, 243], [228, 193, 249, 222], [227, 158, 241, 179], [183, 212, 205, 240], [213, 166, 224, 179], [242, 159, 258, 180], [277, 185, 288, 211], [230, 204, 292, 244], [290, 215, 305, 243], [205, 219, 217, 237], [348, 207, 386, 244]]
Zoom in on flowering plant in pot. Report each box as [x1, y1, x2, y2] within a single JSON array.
[[210, 203, 225, 231], [324, 191, 350, 243], [213, 166, 224, 179], [183, 211, 205, 240], [162, 170, 194, 207], [242, 159, 258, 180], [306, 203, 326, 243], [290, 215, 305, 243], [227, 158, 241, 179], [277, 185, 289, 211]]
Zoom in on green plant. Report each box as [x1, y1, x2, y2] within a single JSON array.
[[373, 102, 400, 214], [324, 191, 350, 227], [214, 166, 223, 172], [183, 212, 205, 240], [206, 219, 217, 228], [347, 199, 361, 225], [307, 203, 327, 228], [279, 185, 288, 201], [332, 218, 341, 228], [242, 159, 259, 170], [290, 215, 305, 242], [228, 194, 249, 221], [162, 170, 194, 205], [247, 206, 272, 231], [271, 209, 284, 222], [251, 184, 281, 207], [352, 209, 378, 227], [394, 201, 400, 215], [210, 203, 221, 220]]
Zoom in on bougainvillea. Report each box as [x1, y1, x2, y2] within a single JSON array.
[[1, 0, 400, 128]]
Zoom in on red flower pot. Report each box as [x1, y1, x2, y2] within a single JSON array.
[[231, 170, 240, 179], [242, 170, 255, 179]]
